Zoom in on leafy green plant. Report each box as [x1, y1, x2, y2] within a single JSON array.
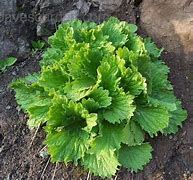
[[0, 57, 17, 72], [11, 18, 187, 178], [32, 40, 46, 53]]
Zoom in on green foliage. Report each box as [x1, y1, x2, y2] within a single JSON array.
[[11, 17, 187, 178], [32, 40, 46, 52], [0, 57, 17, 72]]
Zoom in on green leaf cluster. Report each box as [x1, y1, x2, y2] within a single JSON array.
[[32, 40, 46, 54], [11, 17, 187, 178], [31, 40, 46, 51], [0, 57, 17, 72]]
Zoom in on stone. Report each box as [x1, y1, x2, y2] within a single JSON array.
[[0, 38, 17, 59], [0, 0, 16, 15], [75, 0, 91, 15], [140, 0, 193, 57], [37, 0, 92, 36], [36, 0, 75, 36], [62, 0, 91, 22], [36, 14, 51, 37], [41, 0, 65, 9], [17, 37, 30, 58], [62, 10, 79, 22], [0, 0, 35, 60], [91, 0, 123, 12]]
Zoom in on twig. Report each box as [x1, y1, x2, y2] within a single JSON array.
[[35, 0, 41, 9], [113, 170, 120, 180], [33, 0, 42, 15], [131, 172, 134, 180], [114, 175, 118, 180], [38, 146, 47, 154], [51, 163, 58, 180], [29, 124, 40, 149], [86, 171, 90, 180], [40, 157, 50, 180]]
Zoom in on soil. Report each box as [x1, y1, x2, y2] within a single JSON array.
[[1, 0, 193, 180]]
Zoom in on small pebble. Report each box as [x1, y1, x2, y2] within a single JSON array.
[[6, 106, 11, 110], [12, 71, 17, 76], [0, 146, 4, 153], [40, 151, 49, 158]]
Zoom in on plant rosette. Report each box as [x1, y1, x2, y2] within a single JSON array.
[[11, 17, 187, 178]]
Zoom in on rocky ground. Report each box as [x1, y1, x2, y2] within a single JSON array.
[[0, 0, 193, 179]]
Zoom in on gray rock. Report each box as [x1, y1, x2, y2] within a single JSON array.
[[37, 14, 51, 37], [0, 38, 17, 59], [37, 0, 91, 37], [0, 0, 16, 15], [0, 0, 17, 59], [0, 0, 35, 60], [62, 10, 79, 22], [17, 37, 30, 59], [36, 0, 74, 36], [41, 0, 65, 9], [91, 0, 123, 12], [75, 0, 91, 15]]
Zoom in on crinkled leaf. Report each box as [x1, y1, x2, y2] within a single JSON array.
[[82, 98, 99, 112], [122, 120, 145, 146], [82, 123, 123, 177], [83, 149, 119, 178], [67, 44, 99, 81], [46, 129, 90, 164], [148, 90, 177, 111], [144, 38, 164, 58], [47, 95, 97, 131], [40, 48, 63, 66], [91, 123, 123, 150], [123, 22, 138, 33], [126, 35, 145, 54], [28, 104, 50, 127], [132, 56, 172, 94], [119, 143, 152, 172], [11, 80, 51, 128], [101, 17, 128, 47], [121, 66, 147, 95], [11, 81, 49, 110], [97, 56, 120, 92], [89, 87, 112, 108], [64, 83, 94, 102], [48, 21, 75, 50], [39, 64, 69, 90], [150, 61, 171, 91], [163, 101, 187, 134], [134, 106, 169, 136], [103, 91, 135, 124]]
